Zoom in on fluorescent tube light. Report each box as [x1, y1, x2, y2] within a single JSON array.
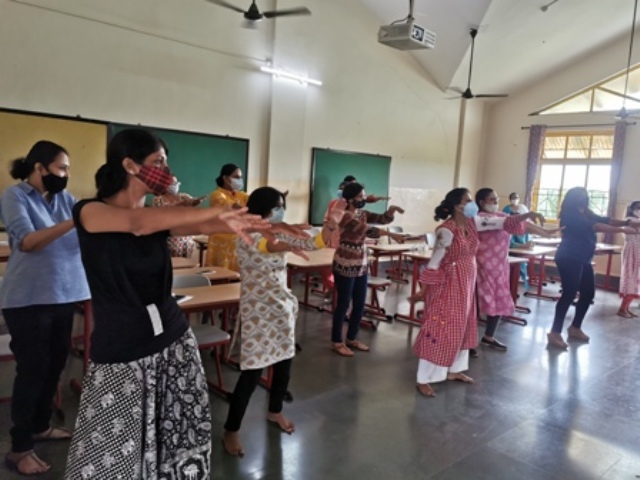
[[260, 66, 322, 86]]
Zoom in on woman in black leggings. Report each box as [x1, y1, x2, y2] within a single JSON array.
[[548, 187, 639, 349]]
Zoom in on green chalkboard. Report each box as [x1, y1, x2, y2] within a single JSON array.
[[309, 148, 391, 225], [108, 124, 249, 203]]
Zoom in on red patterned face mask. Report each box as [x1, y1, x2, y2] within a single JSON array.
[[136, 165, 173, 195]]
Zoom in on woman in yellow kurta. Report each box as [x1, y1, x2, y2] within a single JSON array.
[[205, 163, 249, 271]]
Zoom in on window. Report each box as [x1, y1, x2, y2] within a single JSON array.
[[534, 64, 640, 115], [532, 131, 613, 219]]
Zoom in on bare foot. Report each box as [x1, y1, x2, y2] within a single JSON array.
[[5, 450, 50, 475], [447, 372, 474, 383], [267, 412, 295, 434], [221, 431, 244, 457], [415, 383, 436, 397]]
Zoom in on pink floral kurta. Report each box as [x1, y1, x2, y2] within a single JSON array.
[[620, 217, 640, 298], [476, 211, 526, 316]]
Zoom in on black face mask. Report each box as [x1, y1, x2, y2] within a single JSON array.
[[353, 199, 366, 209], [42, 173, 68, 195]]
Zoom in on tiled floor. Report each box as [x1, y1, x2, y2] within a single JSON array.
[[1, 276, 639, 479]]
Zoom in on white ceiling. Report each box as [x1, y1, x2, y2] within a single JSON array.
[[359, 0, 637, 97]]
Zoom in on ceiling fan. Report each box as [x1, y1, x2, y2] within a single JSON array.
[[449, 28, 509, 100], [615, 0, 640, 119], [205, 0, 310, 23]]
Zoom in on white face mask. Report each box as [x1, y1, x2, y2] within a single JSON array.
[[485, 204, 499, 214], [634, 209, 640, 218], [166, 180, 180, 195], [270, 206, 285, 223], [510, 198, 519, 206], [229, 177, 244, 191]]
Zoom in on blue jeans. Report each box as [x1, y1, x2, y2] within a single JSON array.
[[552, 257, 595, 333], [332, 272, 368, 343]]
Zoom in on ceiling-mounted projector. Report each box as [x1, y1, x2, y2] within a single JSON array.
[[378, 20, 436, 50]]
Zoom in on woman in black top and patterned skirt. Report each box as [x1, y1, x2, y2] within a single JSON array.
[[64, 129, 272, 479]]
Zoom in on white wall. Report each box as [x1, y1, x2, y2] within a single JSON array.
[[0, 0, 464, 229]]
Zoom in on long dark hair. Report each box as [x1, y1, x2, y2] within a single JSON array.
[[434, 188, 469, 221], [626, 200, 640, 218], [9, 141, 68, 180], [247, 187, 286, 218], [216, 163, 240, 188], [96, 129, 163, 199], [559, 187, 590, 221]]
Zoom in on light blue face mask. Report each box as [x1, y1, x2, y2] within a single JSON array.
[[463, 201, 479, 218], [270, 206, 285, 223], [230, 177, 244, 191], [336, 190, 343, 199]]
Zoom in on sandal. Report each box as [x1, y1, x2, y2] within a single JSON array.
[[345, 339, 370, 352], [415, 383, 436, 397], [5, 450, 50, 476], [267, 413, 295, 434], [447, 372, 474, 383], [33, 426, 72, 442], [331, 343, 354, 357], [617, 310, 635, 318]]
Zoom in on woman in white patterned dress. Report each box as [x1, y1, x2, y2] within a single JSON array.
[[222, 187, 338, 457], [618, 200, 640, 317]]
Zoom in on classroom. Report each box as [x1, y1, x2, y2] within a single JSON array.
[[1, 0, 640, 478]]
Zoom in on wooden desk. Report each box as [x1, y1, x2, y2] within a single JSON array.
[[509, 246, 558, 301], [393, 249, 432, 325], [286, 249, 335, 310], [368, 244, 419, 282], [173, 266, 240, 284], [194, 235, 209, 267], [0, 243, 10, 262], [173, 283, 240, 315], [171, 256, 199, 269], [531, 237, 561, 247], [532, 240, 620, 291]]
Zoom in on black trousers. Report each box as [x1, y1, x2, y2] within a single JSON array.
[[224, 358, 292, 432], [3, 303, 75, 452], [552, 257, 595, 333]]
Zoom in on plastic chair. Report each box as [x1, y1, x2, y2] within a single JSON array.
[[172, 274, 210, 289], [172, 274, 231, 398]]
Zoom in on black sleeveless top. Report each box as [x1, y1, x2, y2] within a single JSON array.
[[73, 199, 187, 363]]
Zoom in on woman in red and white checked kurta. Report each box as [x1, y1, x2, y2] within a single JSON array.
[[412, 189, 534, 396], [618, 202, 640, 317]]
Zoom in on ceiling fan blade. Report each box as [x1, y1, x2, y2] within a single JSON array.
[[205, 0, 245, 14], [474, 94, 509, 98], [263, 7, 311, 18]]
